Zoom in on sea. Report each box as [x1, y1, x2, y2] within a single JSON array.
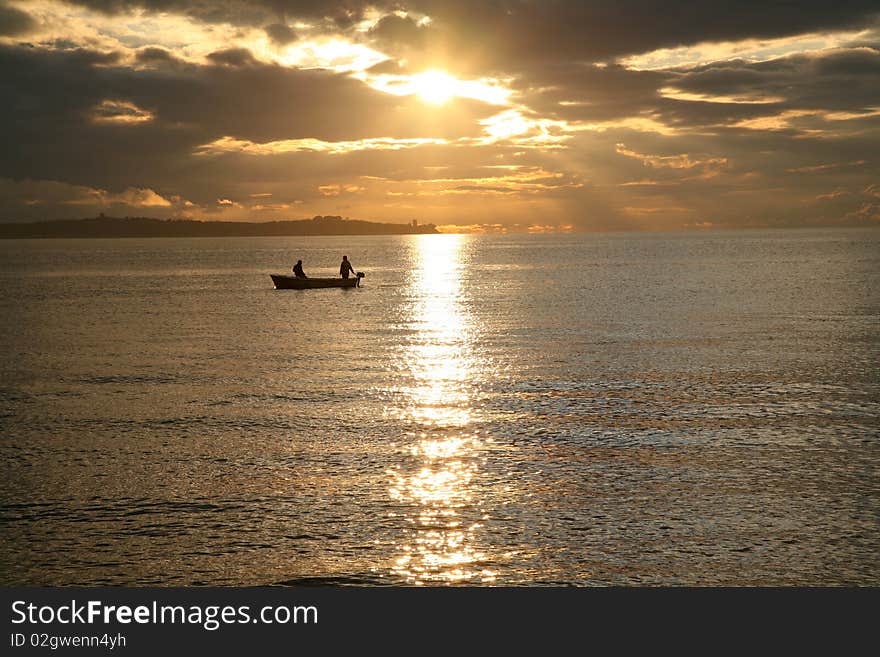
[[1, 228, 878, 586]]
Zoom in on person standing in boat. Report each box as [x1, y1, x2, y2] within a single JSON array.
[[339, 255, 355, 279], [292, 259, 307, 278]]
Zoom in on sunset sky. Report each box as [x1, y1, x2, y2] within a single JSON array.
[[1, 0, 878, 231]]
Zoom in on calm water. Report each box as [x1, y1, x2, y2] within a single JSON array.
[[1, 229, 878, 586]]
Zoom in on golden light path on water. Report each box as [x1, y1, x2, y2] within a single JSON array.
[[389, 234, 497, 585]]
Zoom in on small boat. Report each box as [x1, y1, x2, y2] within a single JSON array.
[[271, 272, 364, 289]]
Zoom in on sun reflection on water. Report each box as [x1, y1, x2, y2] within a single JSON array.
[[388, 234, 496, 584]]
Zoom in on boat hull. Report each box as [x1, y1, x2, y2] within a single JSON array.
[[271, 274, 359, 289]]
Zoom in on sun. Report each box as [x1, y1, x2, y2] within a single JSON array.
[[363, 69, 512, 106], [410, 70, 459, 105]]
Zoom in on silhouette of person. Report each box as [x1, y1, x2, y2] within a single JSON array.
[[339, 255, 355, 279], [292, 259, 307, 278]]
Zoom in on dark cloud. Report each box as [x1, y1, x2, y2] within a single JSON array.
[[56, 2, 880, 64], [0, 43, 500, 219], [559, 123, 880, 229], [669, 47, 880, 113], [393, 0, 880, 71], [2, 2, 879, 227], [328, 5, 368, 30], [264, 22, 297, 45], [61, 0, 381, 29], [60, 0, 286, 26], [509, 46, 880, 140], [206, 47, 258, 67], [512, 63, 670, 122], [0, 2, 36, 36], [135, 46, 183, 65], [624, 47, 880, 136], [368, 14, 425, 47], [67, 47, 124, 66]]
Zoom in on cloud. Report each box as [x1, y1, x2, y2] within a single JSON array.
[[0, 2, 878, 229], [135, 46, 182, 65], [196, 135, 451, 156], [206, 47, 257, 67], [0, 1, 36, 36], [786, 160, 867, 173], [53, 0, 361, 28], [511, 63, 669, 123], [44, 1, 880, 70], [318, 184, 365, 196], [264, 22, 296, 46], [0, 42, 495, 185], [0, 177, 189, 221], [102, 186, 172, 206], [668, 47, 880, 114], [372, 1, 880, 72], [90, 99, 154, 124], [512, 46, 880, 138], [615, 144, 728, 178], [368, 13, 426, 48]]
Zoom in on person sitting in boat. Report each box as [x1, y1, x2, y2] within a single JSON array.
[[339, 255, 355, 279], [292, 259, 307, 278]]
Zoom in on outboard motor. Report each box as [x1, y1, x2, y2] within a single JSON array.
[[356, 271, 365, 287]]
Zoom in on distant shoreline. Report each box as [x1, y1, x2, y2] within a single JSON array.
[[0, 215, 438, 239]]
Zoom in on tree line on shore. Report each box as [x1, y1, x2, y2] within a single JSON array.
[[0, 215, 439, 238]]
